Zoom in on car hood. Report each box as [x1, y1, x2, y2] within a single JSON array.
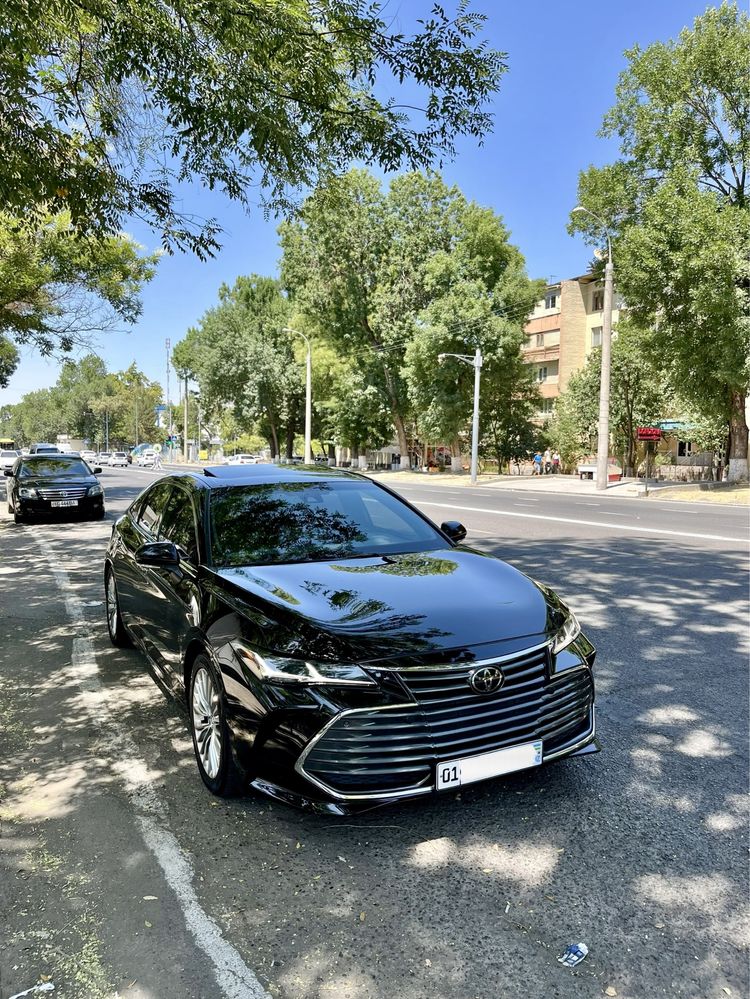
[[18, 475, 98, 489], [214, 547, 564, 662]]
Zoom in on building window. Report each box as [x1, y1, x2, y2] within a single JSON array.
[[678, 441, 693, 457], [592, 289, 604, 311], [537, 366, 547, 382], [539, 398, 554, 415], [591, 327, 602, 348], [536, 333, 544, 347], [544, 292, 558, 310]]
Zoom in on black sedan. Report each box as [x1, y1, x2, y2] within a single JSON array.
[[6, 454, 105, 524], [104, 466, 598, 812]]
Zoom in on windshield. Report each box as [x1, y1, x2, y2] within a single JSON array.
[[210, 480, 445, 567], [19, 457, 92, 478]]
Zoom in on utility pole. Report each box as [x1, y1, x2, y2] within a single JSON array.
[[165, 338, 172, 461], [438, 349, 483, 484], [105, 409, 109, 452], [183, 375, 189, 462], [283, 327, 313, 464], [572, 206, 614, 491]]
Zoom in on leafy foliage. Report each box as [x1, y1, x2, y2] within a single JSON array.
[[550, 320, 669, 472], [281, 169, 542, 460], [0, 211, 157, 356], [4, 354, 163, 446], [2, 0, 506, 255], [570, 2, 750, 476]]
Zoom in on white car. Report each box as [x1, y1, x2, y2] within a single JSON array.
[[108, 451, 129, 467], [97, 452, 112, 464], [137, 449, 157, 466], [227, 453, 258, 465], [0, 449, 20, 471], [81, 449, 97, 464]]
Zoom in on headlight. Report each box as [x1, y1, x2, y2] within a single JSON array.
[[551, 610, 581, 654], [18, 486, 38, 499], [233, 646, 376, 687], [88, 484, 103, 496]]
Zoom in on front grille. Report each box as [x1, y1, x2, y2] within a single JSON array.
[[301, 647, 594, 796], [38, 486, 88, 500]]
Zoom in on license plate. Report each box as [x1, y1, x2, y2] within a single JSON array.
[[50, 499, 78, 508], [436, 740, 543, 790]]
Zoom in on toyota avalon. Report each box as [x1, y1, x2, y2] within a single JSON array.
[[104, 466, 598, 811]]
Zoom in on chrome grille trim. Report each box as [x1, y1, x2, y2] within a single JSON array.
[[38, 486, 88, 499], [297, 642, 595, 800]]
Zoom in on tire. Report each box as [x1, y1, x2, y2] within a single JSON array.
[[13, 510, 24, 525], [105, 566, 132, 647], [90, 508, 105, 520], [189, 653, 244, 797]]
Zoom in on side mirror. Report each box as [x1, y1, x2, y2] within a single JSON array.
[[93, 466, 103, 474], [441, 520, 467, 543], [135, 541, 180, 568], [3, 468, 12, 477]]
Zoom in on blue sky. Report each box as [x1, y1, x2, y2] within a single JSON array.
[[4, 0, 714, 404]]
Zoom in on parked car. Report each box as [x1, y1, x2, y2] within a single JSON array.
[[137, 449, 157, 467], [226, 453, 258, 465], [5, 454, 105, 524], [104, 465, 598, 810], [108, 451, 129, 467], [0, 449, 21, 471], [29, 443, 60, 454]]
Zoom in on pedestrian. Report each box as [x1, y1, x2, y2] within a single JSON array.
[[152, 448, 163, 471], [543, 448, 552, 475], [552, 450, 561, 474], [532, 451, 542, 476]]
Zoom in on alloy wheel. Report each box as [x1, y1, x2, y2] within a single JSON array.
[[192, 666, 222, 779]]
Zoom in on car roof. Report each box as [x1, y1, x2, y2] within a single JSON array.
[[173, 464, 367, 490]]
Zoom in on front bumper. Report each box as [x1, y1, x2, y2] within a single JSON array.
[[242, 639, 598, 810], [16, 495, 104, 517]]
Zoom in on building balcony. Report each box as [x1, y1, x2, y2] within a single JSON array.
[[523, 344, 561, 361]]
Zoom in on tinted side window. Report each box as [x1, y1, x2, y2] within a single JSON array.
[[160, 489, 199, 562], [135, 483, 172, 535]]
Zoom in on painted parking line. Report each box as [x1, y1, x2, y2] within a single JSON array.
[[415, 501, 749, 544], [33, 530, 270, 999]]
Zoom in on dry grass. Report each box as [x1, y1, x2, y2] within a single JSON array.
[[650, 484, 750, 505]]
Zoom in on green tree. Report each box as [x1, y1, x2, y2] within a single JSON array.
[[570, 2, 750, 480], [0, 337, 19, 388], [2, 0, 505, 256], [551, 321, 669, 473], [281, 169, 541, 465], [173, 276, 301, 457], [0, 211, 157, 357]]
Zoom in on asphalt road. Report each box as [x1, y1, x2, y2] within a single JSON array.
[[1, 466, 748, 999]]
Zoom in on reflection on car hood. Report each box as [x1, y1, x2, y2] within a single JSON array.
[[216, 548, 556, 660]]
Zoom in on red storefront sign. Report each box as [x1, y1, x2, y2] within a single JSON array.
[[637, 426, 662, 442]]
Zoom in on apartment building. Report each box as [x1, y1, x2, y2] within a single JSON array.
[[523, 274, 624, 417]]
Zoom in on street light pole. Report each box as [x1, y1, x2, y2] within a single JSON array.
[[438, 349, 483, 484], [183, 375, 189, 462], [573, 206, 614, 491], [283, 327, 312, 465]]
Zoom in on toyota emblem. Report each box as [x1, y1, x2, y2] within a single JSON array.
[[469, 665, 504, 694]]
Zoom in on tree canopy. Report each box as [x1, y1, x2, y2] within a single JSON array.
[[0, 210, 158, 369], [570, 2, 750, 479], [280, 169, 541, 464], [2, 0, 505, 257]]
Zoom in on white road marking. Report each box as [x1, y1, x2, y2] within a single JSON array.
[[415, 501, 748, 544], [34, 532, 269, 999]]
